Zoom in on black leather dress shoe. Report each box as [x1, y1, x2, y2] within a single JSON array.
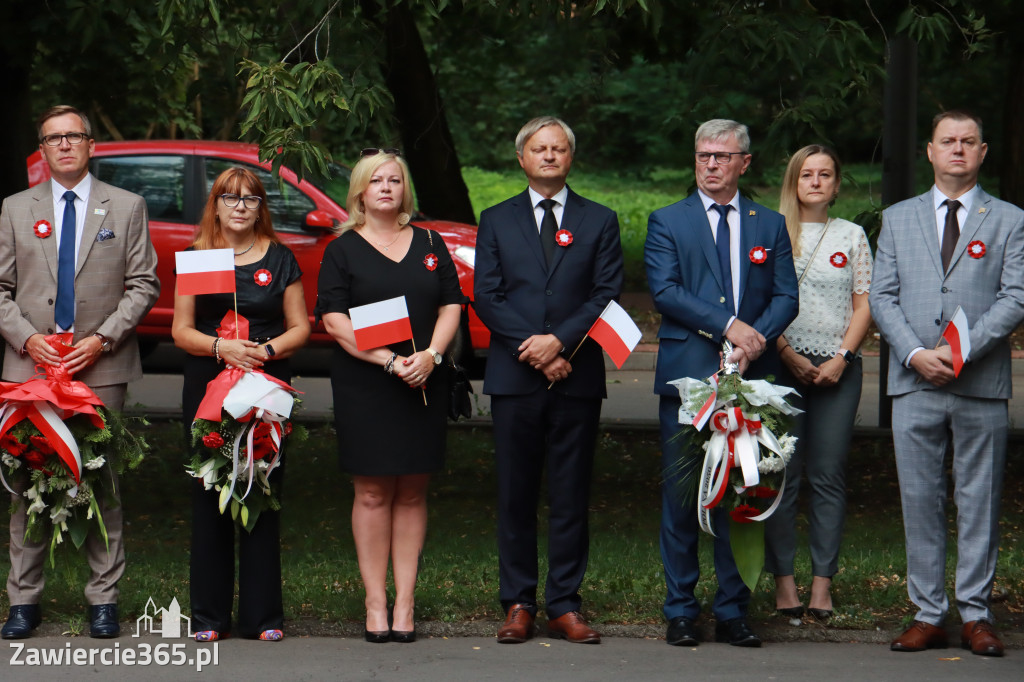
[[1, 605, 41, 640], [89, 604, 120, 638], [714, 618, 762, 647], [666, 616, 700, 646]]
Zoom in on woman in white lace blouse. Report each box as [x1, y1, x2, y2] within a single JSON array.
[[765, 145, 873, 623]]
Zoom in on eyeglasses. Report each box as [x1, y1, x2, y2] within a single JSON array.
[[360, 147, 402, 158], [40, 133, 91, 147], [695, 151, 747, 165], [219, 194, 263, 210]]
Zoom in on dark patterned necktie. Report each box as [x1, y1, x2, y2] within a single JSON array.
[[713, 203, 734, 311], [941, 199, 961, 272], [55, 190, 77, 328]]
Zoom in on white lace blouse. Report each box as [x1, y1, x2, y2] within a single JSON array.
[[785, 218, 873, 357]]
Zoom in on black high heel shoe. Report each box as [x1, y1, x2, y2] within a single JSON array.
[[776, 606, 805, 619], [390, 629, 416, 643], [364, 628, 390, 643], [808, 608, 833, 622]]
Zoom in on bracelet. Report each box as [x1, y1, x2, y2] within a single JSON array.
[[213, 337, 222, 363], [384, 352, 397, 375]]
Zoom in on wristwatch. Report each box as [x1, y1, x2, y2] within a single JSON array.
[[93, 333, 111, 352], [837, 348, 854, 364], [426, 347, 443, 365]]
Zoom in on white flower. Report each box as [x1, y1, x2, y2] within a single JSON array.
[[27, 496, 46, 514], [778, 434, 797, 461], [84, 456, 106, 470], [758, 454, 787, 474], [2, 453, 20, 469], [50, 507, 71, 526]]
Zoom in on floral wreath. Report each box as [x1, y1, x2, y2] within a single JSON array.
[[967, 240, 985, 259], [33, 220, 52, 239], [0, 333, 148, 565], [830, 252, 848, 268], [748, 246, 767, 264], [254, 269, 272, 286], [555, 229, 573, 247]]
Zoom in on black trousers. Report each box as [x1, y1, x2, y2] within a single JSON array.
[[189, 459, 284, 638], [492, 387, 601, 619]]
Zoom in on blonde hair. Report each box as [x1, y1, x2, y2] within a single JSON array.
[[341, 151, 414, 232], [778, 145, 842, 258], [193, 167, 279, 250]]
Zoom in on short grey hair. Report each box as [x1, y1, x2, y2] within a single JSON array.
[[37, 105, 93, 140], [515, 116, 576, 157], [695, 119, 750, 153]]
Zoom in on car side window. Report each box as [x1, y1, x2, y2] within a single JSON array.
[[91, 155, 186, 223], [205, 159, 315, 234]]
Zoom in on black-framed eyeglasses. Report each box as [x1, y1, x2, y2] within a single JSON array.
[[695, 151, 748, 165], [40, 133, 92, 147], [219, 193, 263, 210], [360, 147, 402, 158]]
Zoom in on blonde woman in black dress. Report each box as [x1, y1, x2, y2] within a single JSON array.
[[316, 149, 463, 643]]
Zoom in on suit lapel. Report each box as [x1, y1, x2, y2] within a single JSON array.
[[737, 198, 757, 308], [913, 194, 944, 278], [30, 182, 60, 282], [687, 196, 727, 295], [947, 189, 991, 272], [77, 180, 110, 274], [511, 190, 547, 272], [547, 187, 582, 281]]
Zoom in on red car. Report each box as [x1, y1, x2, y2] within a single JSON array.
[[26, 141, 486, 358]]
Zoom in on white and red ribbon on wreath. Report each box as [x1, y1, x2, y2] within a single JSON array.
[[194, 312, 301, 511], [0, 333, 105, 494], [695, 406, 787, 536]]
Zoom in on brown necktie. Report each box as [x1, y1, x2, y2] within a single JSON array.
[[941, 199, 961, 271]]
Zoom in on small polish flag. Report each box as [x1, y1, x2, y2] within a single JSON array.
[[941, 305, 971, 378], [586, 300, 643, 369], [349, 296, 413, 351], [175, 249, 236, 295]]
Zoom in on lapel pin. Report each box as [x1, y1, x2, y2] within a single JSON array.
[[748, 210, 756, 216], [978, 207, 986, 214], [720, 296, 726, 303], [94, 208, 106, 216]]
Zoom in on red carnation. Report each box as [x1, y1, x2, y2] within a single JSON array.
[[202, 432, 225, 449], [730, 504, 760, 524], [29, 435, 55, 455]]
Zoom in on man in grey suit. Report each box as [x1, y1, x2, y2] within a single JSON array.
[[0, 105, 159, 639], [871, 110, 1024, 657]]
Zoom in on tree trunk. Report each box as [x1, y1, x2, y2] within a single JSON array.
[[0, 5, 36, 199], [379, 2, 476, 224], [1001, 47, 1024, 207]]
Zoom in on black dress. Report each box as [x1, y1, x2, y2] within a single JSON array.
[[315, 227, 464, 476], [181, 241, 302, 637]]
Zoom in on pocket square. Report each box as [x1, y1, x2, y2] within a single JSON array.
[[96, 228, 115, 242]]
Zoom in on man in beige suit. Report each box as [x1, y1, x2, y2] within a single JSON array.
[[0, 105, 159, 639]]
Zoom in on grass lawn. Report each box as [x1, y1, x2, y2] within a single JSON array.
[[7, 421, 1022, 635]]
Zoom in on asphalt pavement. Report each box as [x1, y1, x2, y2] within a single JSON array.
[[6, 634, 1023, 681]]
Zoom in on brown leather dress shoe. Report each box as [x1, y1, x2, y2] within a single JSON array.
[[961, 620, 1004, 657], [890, 620, 948, 652], [497, 604, 535, 643], [547, 612, 601, 644]]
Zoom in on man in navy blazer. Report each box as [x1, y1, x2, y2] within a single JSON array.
[[645, 119, 798, 647], [474, 116, 623, 644]]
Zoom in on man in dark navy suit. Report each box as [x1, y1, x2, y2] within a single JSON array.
[[474, 116, 623, 645], [644, 119, 798, 647]]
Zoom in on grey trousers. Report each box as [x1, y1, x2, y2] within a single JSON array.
[[7, 384, 127, 606], [891, 389, 1006, 625], [765, 354, 862, 578]]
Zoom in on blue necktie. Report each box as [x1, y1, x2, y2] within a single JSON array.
[[55, 190, 77, 329], [713, 203, 734, 312]]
